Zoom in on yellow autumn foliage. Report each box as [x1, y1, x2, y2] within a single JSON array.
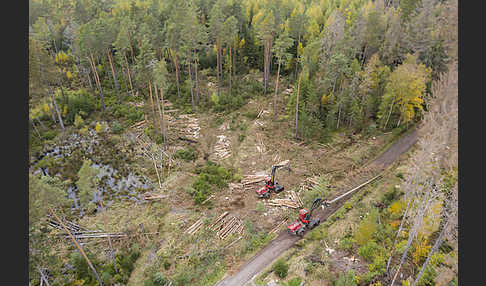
[[95, 122, 103, 133], [388, 200, 405, 217], [43, 103, 50, 113], [412, 237, 432, 265]]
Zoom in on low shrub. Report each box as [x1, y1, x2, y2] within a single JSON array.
[[111, 121, 125, 134], [354, 210, 379, 246], [334, 269, 358, 286], [59, 89, 97, 125], [112, 104, 144, 125], [358, 241, 382, 261], [174, 147, 197, 162], [286, 277, 303, 286], [273, 258, 289, 279], [190, 161, 235, 204]]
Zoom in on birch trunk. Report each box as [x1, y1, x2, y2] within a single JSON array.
[[48, 207, 103, 286], [50, 90, 65, 130], [386, 197, 414, 273], [391, 192, 435, 286], [412, 219, 450, 286], [95, 188, 118, 274]]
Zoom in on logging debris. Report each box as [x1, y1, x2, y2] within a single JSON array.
[[213, 134, 231, 160]]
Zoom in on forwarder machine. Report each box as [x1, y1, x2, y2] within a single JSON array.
[[256, 162, 291, 199], [287, 198, 330, 236]]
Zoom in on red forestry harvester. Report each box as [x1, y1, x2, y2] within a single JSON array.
[[256, 163, 291, 199], [287, 198, 330, 236]]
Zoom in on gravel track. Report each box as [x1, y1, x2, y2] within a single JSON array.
[[215, 129, 418, 286]]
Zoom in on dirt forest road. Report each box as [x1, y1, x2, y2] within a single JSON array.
[[214, 129, 419, 286]]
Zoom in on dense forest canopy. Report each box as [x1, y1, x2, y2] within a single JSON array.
[[28, 0, 457, 285], [29, 0, 457, 139]]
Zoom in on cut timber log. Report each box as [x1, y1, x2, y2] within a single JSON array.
[[144, 194, 168, 201], [209, 212, 229, 229], [178, 136, 198, 144], [185, 219, 204, 234], [131, 120, 146, 128], [217, 217, 237, 237], [188, 222, 204, 235], [221, 219, 242, 240]]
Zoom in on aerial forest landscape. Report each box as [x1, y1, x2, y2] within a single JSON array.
[[28, 0, 458, 285]]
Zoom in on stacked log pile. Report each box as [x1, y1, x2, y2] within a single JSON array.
[[264, 189, 303, 209], [214, 134, 231, 159], [176, 114, 200, 139], [265, 198, 300, 209], [209, 212, 244, 240]]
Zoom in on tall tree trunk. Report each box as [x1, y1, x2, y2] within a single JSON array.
[[95, 188, 118, 274], [31, 119, 43, 141], [264, 41, 269, 96], [154, 83, 167, 145], [273, 58, 281, 120], [412, 219, 451, 286], [48, 207, 103, 286], [384, 96, 396, 130], [217, 39, 222, 97], [121, 66, 129, 94], [295, 72, 303, 139], [386, 197, 414, 273], [188, 61, 195, 111], [148, 81, 158, 130], [48, 101, 57, 124], [50, 90, 64, 130], [107, 50, 121, 103], [124, 53, 134, 96], [229, 45, 232, 97], [194, 49, 200, 105], [168, 49, 175, 73], [88, 53, 106, 111], [172, 48, 181, 101], [391, 192, 435, 286], [295, 35, 301, 80], [233, 45, 236, 78], [337, 103, 342, 129], [128, 32, 135, 63], [87, 72, 94, 92], [36, 266, 51, 286]]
